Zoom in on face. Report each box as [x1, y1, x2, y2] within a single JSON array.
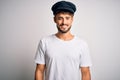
[[54, 12, 73, 33]]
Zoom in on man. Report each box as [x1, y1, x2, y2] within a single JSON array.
[[35, 1, 92, 80]]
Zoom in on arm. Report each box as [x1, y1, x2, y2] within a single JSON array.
[[81, 67, 91, 80], [35, 64, 46, 80]]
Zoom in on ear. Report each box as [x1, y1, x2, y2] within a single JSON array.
[[71, 16, 74, 22], [72, 16, 74, 21], [54, 16, 56, 23]]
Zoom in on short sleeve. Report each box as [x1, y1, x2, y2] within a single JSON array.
[[34, 40, 45, 64], [79, 41, 92, 67]]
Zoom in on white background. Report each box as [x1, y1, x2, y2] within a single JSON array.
[[0, 0, 120, 80]]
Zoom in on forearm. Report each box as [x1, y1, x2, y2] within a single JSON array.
[[81, 67, 91, 80], [81, 72, 91, 80], [35, 69, 44, 80]]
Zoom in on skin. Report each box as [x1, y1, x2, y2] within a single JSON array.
[[35, 12, 91, 80], [81, 67, 91, 80], [35, 64, 46, 80], [54, 12, 74, 40]]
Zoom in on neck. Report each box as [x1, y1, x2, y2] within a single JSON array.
[[55, 31, 74, 41]]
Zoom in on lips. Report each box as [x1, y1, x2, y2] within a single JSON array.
[[60, 24, 68, 26], [60, 25, 68, 30], [60, 24, 68, 28]]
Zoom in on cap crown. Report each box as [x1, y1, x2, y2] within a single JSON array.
[[51, 1, 76, 15]]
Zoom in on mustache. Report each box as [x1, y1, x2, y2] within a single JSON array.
[[60, 24, 68, 26]]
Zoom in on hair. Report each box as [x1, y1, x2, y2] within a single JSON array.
[[54, 10, 74, 16]]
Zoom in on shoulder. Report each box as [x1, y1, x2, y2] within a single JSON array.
[[37, 34, 54, 48], [74, 36, 88, 44], [39, 34, 55, 43], [74, 36, 89, 47]]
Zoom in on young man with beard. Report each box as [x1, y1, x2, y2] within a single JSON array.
[[34, 1, 92, 80]]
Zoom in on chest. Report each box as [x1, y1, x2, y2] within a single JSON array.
[[45, 42, 81, 62]]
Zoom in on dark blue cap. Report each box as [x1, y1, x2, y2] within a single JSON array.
[[51, 1, 76, 15]]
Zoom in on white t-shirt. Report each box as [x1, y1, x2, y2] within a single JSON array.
[[35, 34, 92, 80]]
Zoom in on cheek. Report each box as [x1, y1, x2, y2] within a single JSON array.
[[68, 20, 73, 25], [56, 21, 62, 25]]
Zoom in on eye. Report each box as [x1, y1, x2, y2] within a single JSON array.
[[57, 17, 62, 20], [66, 17, 70, 20]]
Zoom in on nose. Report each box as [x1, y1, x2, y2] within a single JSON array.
[[62, 18, 67, 24]]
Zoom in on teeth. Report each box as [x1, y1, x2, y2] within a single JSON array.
[[61, 25, 67, 28]]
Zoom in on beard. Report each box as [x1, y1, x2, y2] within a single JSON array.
[[57, 24, 71, 33]]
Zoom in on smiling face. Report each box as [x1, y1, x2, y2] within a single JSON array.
[[54, 12, 74, 34]]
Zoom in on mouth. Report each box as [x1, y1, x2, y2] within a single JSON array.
[[60, 24, 68, 28], [60, 26, 68, 31], [60, 24, 68, 26], [57, 25, 71, 33]]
